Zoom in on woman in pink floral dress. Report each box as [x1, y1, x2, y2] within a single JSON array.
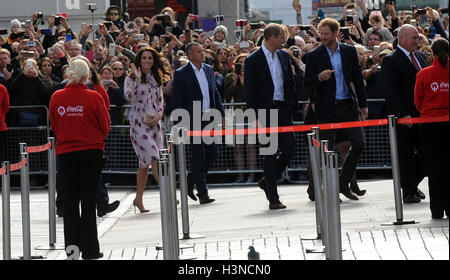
[[124, 47, 171, 212]]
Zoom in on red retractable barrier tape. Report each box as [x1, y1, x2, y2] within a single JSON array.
[[26, 142, 52, 154], [9, 158, 28, 172]]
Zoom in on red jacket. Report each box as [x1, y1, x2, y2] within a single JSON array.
[[49, 83, 111, 155], [0, 84, 9, 132], [93, 83, 110, 110], [414, 59, 449, 118]]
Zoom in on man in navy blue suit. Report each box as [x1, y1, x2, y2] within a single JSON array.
[[304, 18, 368, 201], [172, 42, 225, 204], [244, 23, 298, 210]]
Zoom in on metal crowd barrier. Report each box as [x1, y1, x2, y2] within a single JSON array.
[[1, 138, 59, 260], [4, 101, 390, 182]]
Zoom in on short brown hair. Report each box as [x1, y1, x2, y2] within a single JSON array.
[[264, 23, 284, 41], [318, 18, 340, 33]]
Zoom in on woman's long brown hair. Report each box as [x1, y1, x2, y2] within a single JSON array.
[[132, 46, 171, 87]]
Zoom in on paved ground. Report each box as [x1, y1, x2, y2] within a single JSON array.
[[0, 178, 448, 260]]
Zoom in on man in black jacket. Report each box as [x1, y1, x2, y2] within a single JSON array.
[[244, 23, 298, 210], [381, 24, 428, 204], [304, 18, 368, 201]]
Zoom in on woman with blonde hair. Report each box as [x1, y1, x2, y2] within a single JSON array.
[[49, 59, 110, 259], [124, 46, 171, 213]]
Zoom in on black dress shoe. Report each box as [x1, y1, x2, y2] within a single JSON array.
[[56, 208, 64, 218], [306, 185, 315, 201], [258, 178, 270, 200], [340, 184, 359, 200], [416, 189, 425, 200], [269, 201, 287, 210], [403, 193, 421, 204], [350, 183, 366, 196], [97, 200, 120, 217], [187, 175, 197, 201], [82, 252, 104, 260], [199, 197, 215, 204]]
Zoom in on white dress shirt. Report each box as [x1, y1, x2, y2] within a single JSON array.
[[190, 62, 210, 112], [262, 44, 285, 101], [397, 45, 423, 71]]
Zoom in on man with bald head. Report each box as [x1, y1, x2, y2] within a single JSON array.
[[381, 24, 428, 204]]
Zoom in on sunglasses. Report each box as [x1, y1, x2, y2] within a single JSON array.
[[113, 68, 124, 70]]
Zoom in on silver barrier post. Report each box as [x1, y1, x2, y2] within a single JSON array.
[[307, 132, 324, 240], [320, 140, 330, 258], [165, 135, 180, 259], [326, 151, 343, 260], [382, 115, 417, 226], [157, 149, 174, 260], [176, 127, 205, 240], [19, 143, 31, 260], [2, 161, 11, 260], [36, 137, 64, 250]]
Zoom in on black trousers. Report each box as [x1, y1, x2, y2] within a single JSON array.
[[420, 122, 449, 217], [189, 142, 219, 199], [396, 125, 426, 195], [262, 103, 296, 203], [59, 149, 104, 258], [318, 101, 365, 188]]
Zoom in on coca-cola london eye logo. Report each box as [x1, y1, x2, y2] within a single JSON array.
[[57, 105, 84, 117]]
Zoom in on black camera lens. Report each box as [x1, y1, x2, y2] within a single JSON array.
[[293, 50, 299, 58], [54, 16, 61, 26]]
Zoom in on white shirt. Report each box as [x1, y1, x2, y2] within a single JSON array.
[[262, 44, 285, 101], [397, 45, 422, 71], [190, 62, 210, 112]]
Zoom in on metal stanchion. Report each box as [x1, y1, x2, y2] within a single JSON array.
[[36, 137, 64, 250], [176, 127, 205, 240], [19, 143, 31, 260], [382, 115, 417, 226], [321, 140, 330, 257], [19, 143, 44, 260], [305, 132, 324, 240], [165, 135, 180, 256], [157, 149, 176, 260], [326, 151, 343, 260], [2, 161, 11, 260]]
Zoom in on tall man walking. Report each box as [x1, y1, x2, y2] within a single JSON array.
[[173, 42, 225, 204], [304, 18, 368, 201], [244, 23, 298, 210]]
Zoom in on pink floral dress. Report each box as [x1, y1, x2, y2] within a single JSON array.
[[124, 73, 164, 168]]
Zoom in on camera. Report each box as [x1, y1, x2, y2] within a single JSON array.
[[194, 28, 204, 34], [410, 19, 417, 26], [340, 27, 350, 39], [299, 25, 310, 31], [103, 21, 113, 29], [157, 13, 170, 27], [416, 8, 426, 15], [37, 12, 45, 25], [235, 63, 242, 74], [441, 8, 449, 14], [367, 55, 374, 66], [317, 8, 325, 22], [0, 29, 8, 35], [87, 3, 97, 11], [216, 42, 226, 49], [190, 14, 199, 21], [109, 43, 116, 56], [162, 35, 171, 44], [293, 50, 300, 58], [234, 29, 243, 39], [135, 34, 145, 41], [239, 41, 250, 49], [374, 45, 380, 54], [249, 23, 261, 30], [26, 40, 37, 47], [54, 16, 61, 26], [214, 15, 224, 23]]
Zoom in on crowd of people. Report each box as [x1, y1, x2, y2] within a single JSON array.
[[0, 1, 448, 258]]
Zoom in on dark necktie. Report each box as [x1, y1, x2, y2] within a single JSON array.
[[410, 52, 421, 72]]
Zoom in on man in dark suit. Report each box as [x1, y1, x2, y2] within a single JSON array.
[[381, 24, 428, 204], [172, 42, 225, 204], [244, 23, 298, 210], [304, 18, 368, 201]]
